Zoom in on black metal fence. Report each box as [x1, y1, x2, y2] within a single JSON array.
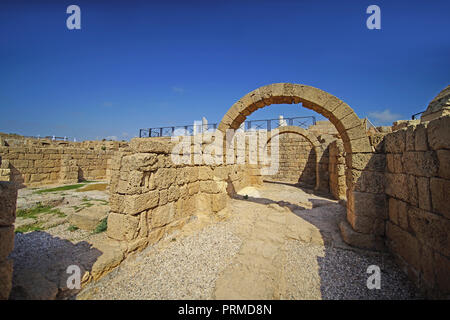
[[139, 116, 316, 138]]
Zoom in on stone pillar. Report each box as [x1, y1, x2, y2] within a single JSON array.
[[0, 181, 17, 300], [340, 133, 387, 251]]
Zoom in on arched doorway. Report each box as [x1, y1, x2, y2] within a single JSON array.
[[218, 83, 384, 250], [265, 126, 321, 190]]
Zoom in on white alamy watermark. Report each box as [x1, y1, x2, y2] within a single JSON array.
[[66, 265, 81, 290], [170, 122, 280, 175], [366, 265, 381, 289], [66, 5, 81, 30], [366, 5, 381, 30]]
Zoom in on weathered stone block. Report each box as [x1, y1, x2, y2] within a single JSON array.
[[129, 138, 172, 154], [107, 212, 139, 241], [347, 153, 385, 172], [434, 252, 450, 295], [0, 226, 14, 261], [149, 202, 175, 228], [348, 191, 387, 219], [427, 115, 450, 150], [349, 169, 385, 194], [0, 259, 13, 300], [385, 128, 406, 153], [430, 177, 450, 218], [415, 123, 428, 151], [386, 222, 421, 269], [408, 207, 450, 257], [0, 182, 17, 226], [417, 177, 431, 211], [385, 173, 408, 202], [436, 150, 450, 179], [402, 151, 438, 177], [339, 220, 384, 251]]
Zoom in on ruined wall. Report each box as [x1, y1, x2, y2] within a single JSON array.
[[0, 180, 17, 300], [0, 146, 116, 187], [106, 137, 262, 254], [265, 133, 317, 187], [384, 115, 450, 298], [329, 140, 346, 200]]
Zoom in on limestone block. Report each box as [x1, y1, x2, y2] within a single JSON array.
[[149, 202, 175, 228], [385, 173, 409, 202], [0, 260, 13, 300], [434, 252, 450, 295], [436, 150, 450, 179], [402, 151, 438, 177], [385, 128, 406, 153], [339, 220, 384, 251], [386, 222, 421, 270], [348, 191, 387, 219], [427, 115, 450, 150], [415, 123, 429, 151], [417, 177, 432, 211], [348, 169, 385, 194], [408, 207, 450, 257], [106, 212, 139, 241], [405, 125, 417, 151], [154, 168, 177, 190], [110, 191, 159, 215], [0, 226, 14, 261], [121, 153, 158, 172], [430, 177, 450, 218], [0, 182, 17, 226], [212, 193, 228, 213], [68, 205, 109, 231], [129, 138, 172, 154], [347, 153, 385, 172]]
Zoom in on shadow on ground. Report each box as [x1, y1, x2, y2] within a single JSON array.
[[9, 231, 102, 300], [233, 182, 420, 299]]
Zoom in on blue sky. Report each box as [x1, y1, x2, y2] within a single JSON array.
[[0, 0, 449, 141]]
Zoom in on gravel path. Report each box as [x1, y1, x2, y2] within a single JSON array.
[[76, 183, 420, 300]]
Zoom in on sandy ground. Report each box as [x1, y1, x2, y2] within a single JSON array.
[[76, 182, 420, 300]]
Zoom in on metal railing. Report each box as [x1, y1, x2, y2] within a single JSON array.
[[411, 111, 425, 120], [139, 116, 316, 138]]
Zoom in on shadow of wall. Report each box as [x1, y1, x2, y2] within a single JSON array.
[[9, 231, 102, 300]]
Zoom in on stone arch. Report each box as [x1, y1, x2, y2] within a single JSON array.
[[265, 126, 321, 190], [218, 83, 382, 250]]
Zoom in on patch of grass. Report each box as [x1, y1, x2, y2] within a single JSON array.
[[16, 203, 53, 219], [93, 217, 107, 234], [15, 222, 43, 234], [49, 208, 66, 218], [34, 183, 87, 194], [67, 225, 79, 232]]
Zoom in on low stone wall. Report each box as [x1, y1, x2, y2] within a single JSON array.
[[384, 115, 450, 298], [329, 140, 346, 200], [106, 137, 262, 254], [0, 146, 116, 187], [0, 181, 17, 300]]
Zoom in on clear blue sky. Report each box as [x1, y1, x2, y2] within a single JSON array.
[[0, 0, 449, 141]]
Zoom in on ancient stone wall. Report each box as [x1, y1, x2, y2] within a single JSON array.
[[329, 140, 346, 200], [265, 133, 317, 187], [384, 115, 450, 298], [0, 146, 117, 187], [0, 180, 17, 300], [106, 137, 262, 254]]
